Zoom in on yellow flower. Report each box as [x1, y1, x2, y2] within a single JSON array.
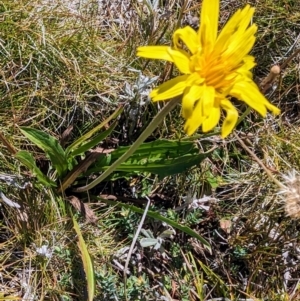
[[137, 0, 280, 138]]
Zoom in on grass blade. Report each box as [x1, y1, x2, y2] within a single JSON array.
[[73, 217, 95, 301], [66, 106, 123, 155]]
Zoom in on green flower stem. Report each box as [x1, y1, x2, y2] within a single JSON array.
[[73, 97, 180, 192], [235, 106, 251, 127]]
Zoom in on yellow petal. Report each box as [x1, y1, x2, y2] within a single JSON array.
[[202, 85, 215, 117], [199, 0, 219, 49], [238, 55, 256, 74], [137, 46, 174, 62], [224, 25, 257, 63], [182, 85, 204, 119], [230, 81, 278, 116], [231, 5, 255, 34], [167, 48, 192, 74], [215, 5, 255, 55], [184, 98, 204, 135], [214, 10, 243, 52], [202, 106, 221, 132], [220, 99, 238, 138], [186, 72, 205, 86], [264, 101, 281, 115], [173, 26, 200, 54], [150, 75, 189, 101]]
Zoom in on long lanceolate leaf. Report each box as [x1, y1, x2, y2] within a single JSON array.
[[86, 140, 214, 178], [66, 106, 123, 155], [109, 139, 199, 159], [15, 150, 57, 187], [111, 153, 211, 178], [70, 120, 118, 157], [73, 217, 95, 301], [20, 127, 68, 177]]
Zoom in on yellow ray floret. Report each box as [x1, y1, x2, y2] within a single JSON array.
[[137, 0, 280, 138]]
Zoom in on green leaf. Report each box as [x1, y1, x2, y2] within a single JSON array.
[[99, 199, 211, 252], [113, 153, 210, 177], [73, 217, 95, 301], [20, 127, 68, 177], [206, 171, 220, 189], [66, 106, 123, 155], [70, 120, 117, 157], [86, 140, 213, 178], [15, 150, 56, 187], [139, 238, 158, 248], [109, 139, 199, 160], [67, 157, 78, 171]]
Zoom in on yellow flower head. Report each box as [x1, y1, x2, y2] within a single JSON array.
[[137, 0, 280, 138]]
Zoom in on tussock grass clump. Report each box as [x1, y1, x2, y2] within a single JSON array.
[[0, 0, 136, 138]]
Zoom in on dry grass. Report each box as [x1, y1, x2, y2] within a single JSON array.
[[0, 0, 300, 300]]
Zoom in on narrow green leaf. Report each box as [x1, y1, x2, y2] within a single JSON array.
[[15, 150, 56, 187], [197, 260, 227, 294], [98, 199, 211, 252], [67, 106, 123, 154], [73, 217, 95, 301], [71, 120, 117, 157], [20, 127, 68, 177]]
